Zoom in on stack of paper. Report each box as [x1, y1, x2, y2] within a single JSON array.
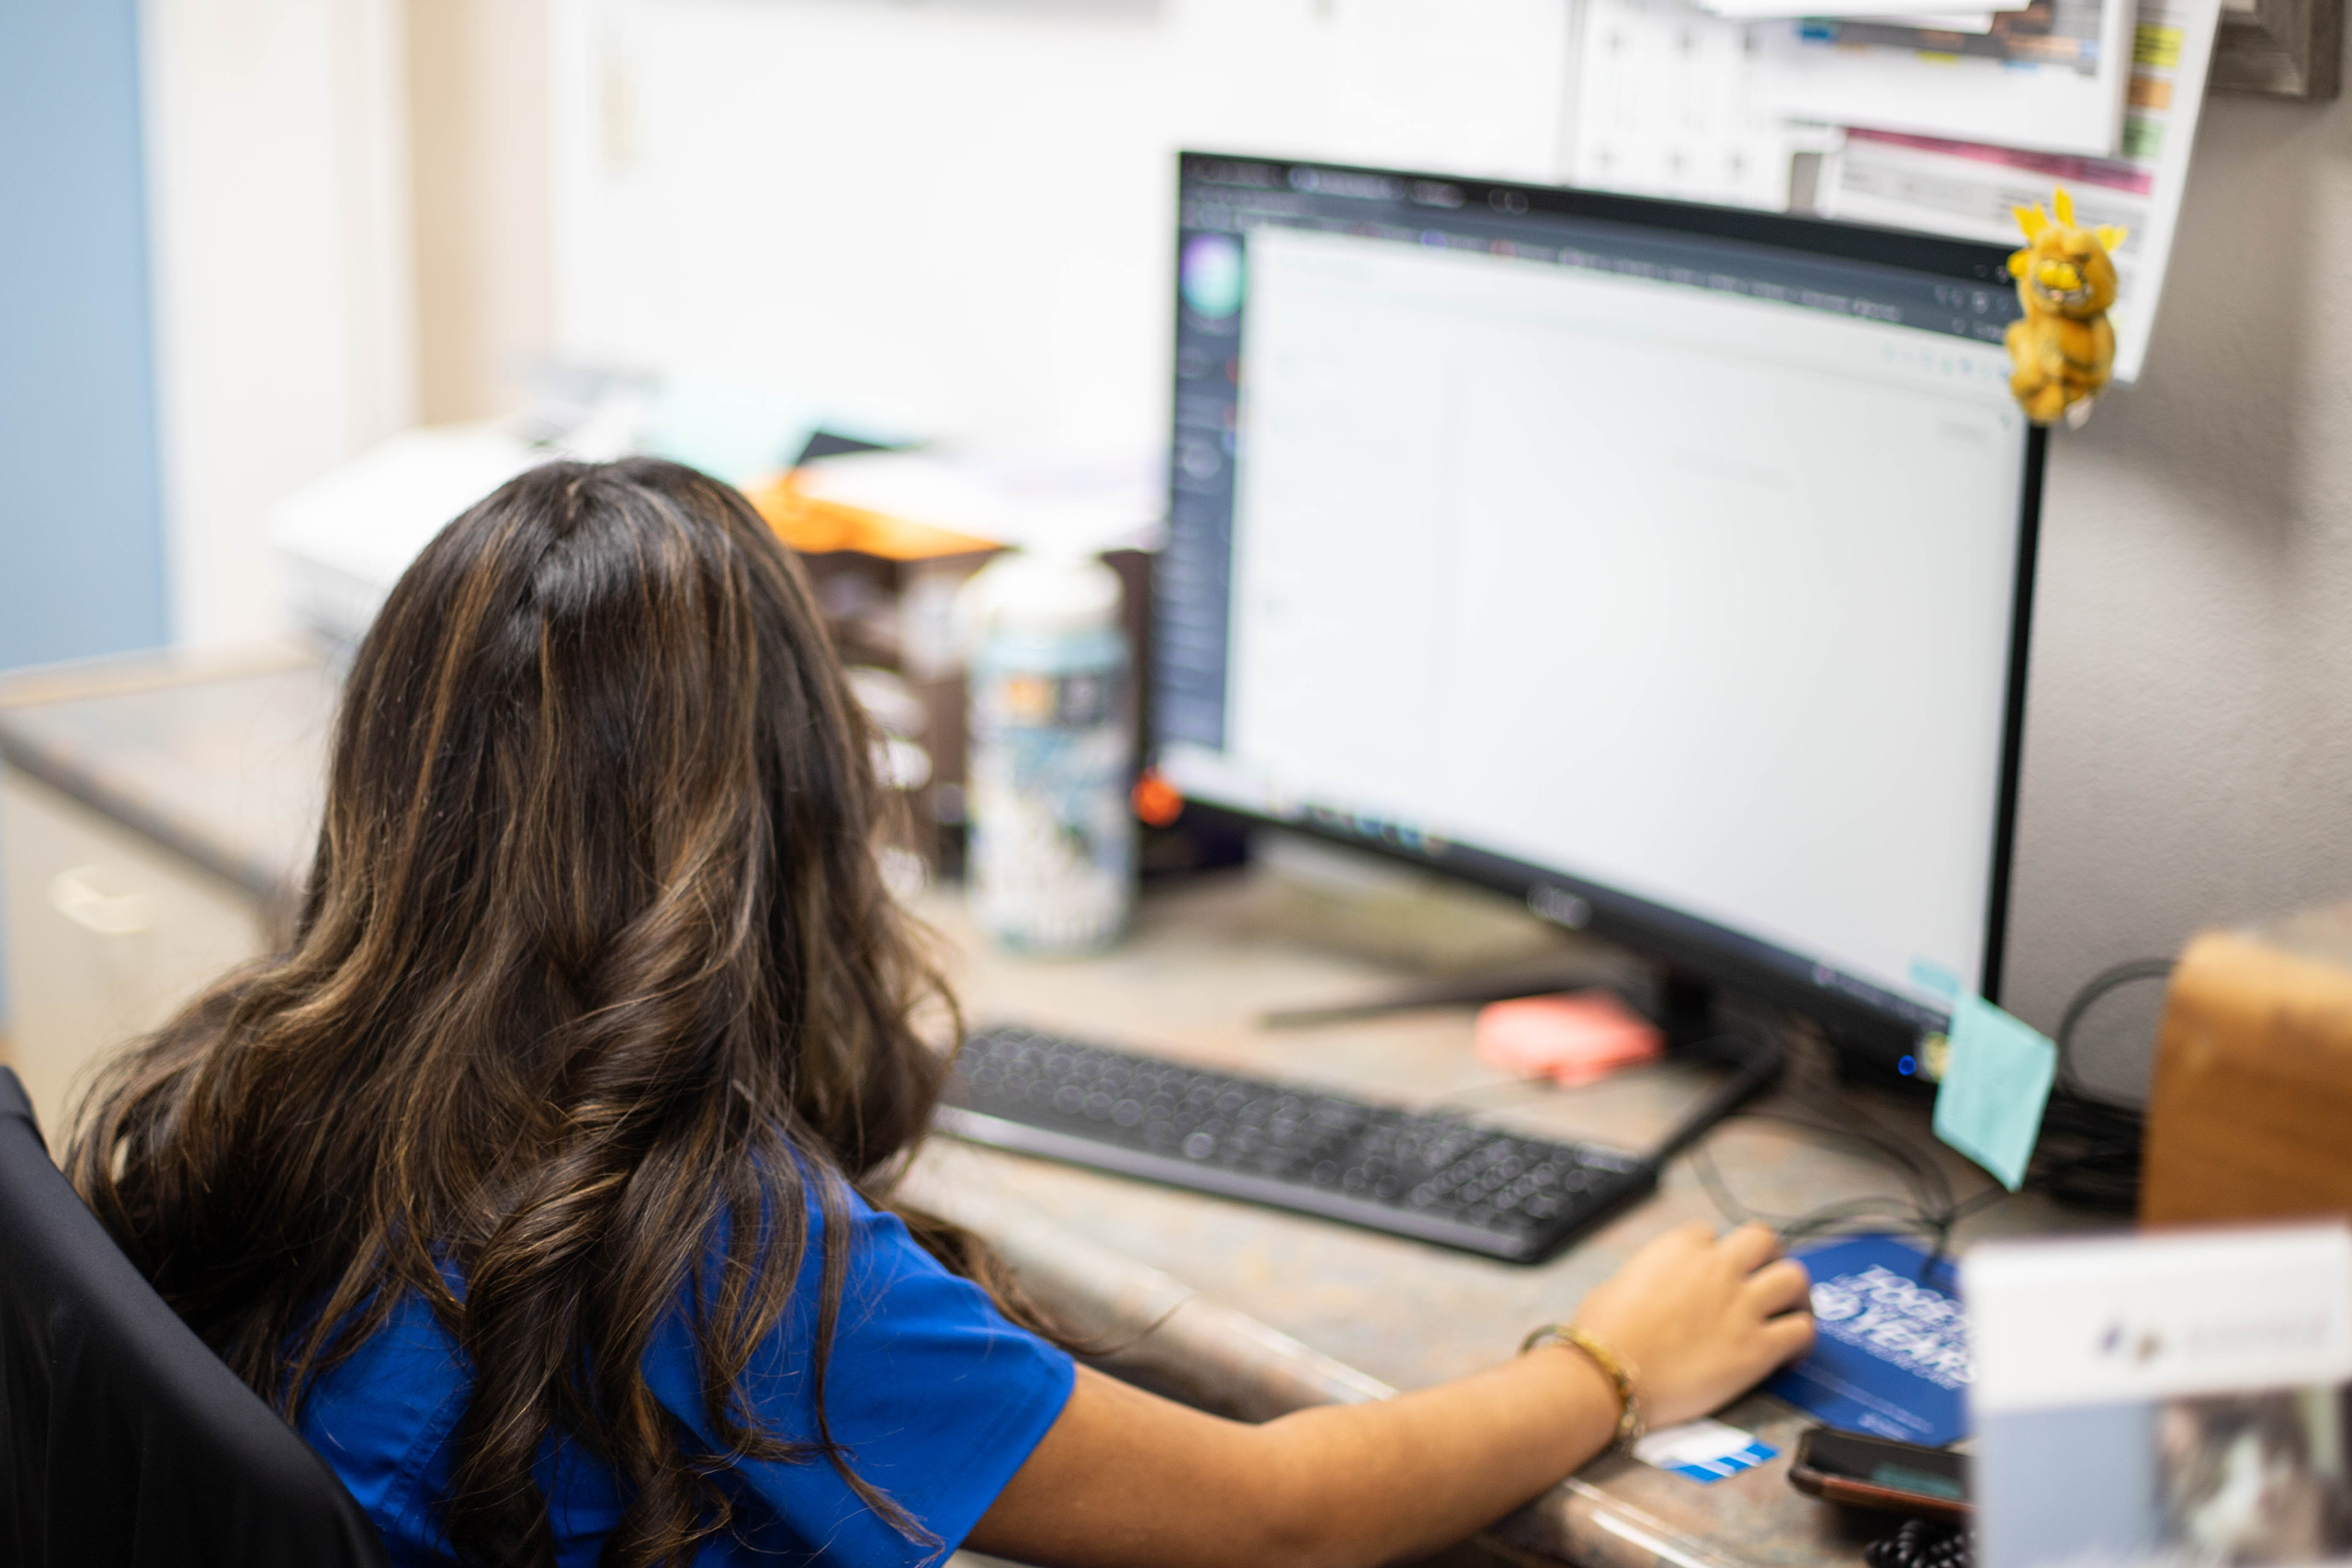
[[1566, 0, 2221, 383], [1815, 0, 2216, 381], [1700, 0, 2004, 27]]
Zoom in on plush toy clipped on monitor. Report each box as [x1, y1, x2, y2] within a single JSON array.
[[2005, 186, 2126, 427]]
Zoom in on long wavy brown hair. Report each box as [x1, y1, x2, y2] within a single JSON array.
[[68, 457, 980, 1567]]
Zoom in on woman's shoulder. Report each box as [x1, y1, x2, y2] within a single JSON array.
[[298, 1291, 477, 1558], [646, 1174, 1078, 1564], [679, 1166, 1047, 1362]]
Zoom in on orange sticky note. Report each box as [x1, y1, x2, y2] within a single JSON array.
[[1475, 991, 1666, 1087]]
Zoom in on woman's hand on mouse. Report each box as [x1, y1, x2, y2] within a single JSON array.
[[1568, 1221, 1815, 1430]]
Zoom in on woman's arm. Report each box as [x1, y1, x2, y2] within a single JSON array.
[[966, 1222, 1814, 1568]]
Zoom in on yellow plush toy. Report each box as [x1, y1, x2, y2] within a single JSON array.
[[2005, 187, 2126, 427]]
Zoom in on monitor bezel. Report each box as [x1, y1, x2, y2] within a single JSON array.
[[1158, 151, 2048, 1064]]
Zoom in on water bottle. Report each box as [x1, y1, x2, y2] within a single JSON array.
[[964, 549, 1135, 953]]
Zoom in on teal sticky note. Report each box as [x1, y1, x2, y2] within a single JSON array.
[[1931, 996, 2056, 1190], [1908, 958, 1962, 1002]]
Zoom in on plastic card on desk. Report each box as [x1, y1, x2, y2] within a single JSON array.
[[1768, 1235, 1970, 1447], [1633, 1418, 1778, 1483]]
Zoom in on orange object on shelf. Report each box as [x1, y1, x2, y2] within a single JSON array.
[[745, 469, 1002, 561], [1133, 770, 1184, 828]]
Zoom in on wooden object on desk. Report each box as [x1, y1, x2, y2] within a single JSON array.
[[2142, 904, 2352, 1225]]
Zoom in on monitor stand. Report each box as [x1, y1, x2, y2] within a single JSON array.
[[1264, 962, 1727, 1053]]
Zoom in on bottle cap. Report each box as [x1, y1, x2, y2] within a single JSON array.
[[959, 548, 1123, 645]]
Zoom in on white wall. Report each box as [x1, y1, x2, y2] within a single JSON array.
[[551, 0, 2352, 1097], [142, 0, 417, 648], [549, 0, 1574, 453], [2006, 88, 2352, 1097], [409, 0, 554, 422]]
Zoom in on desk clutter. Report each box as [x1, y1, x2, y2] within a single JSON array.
[[925, 884, 2352, 1568], [15, 646, 2352, 1568], [3, 10, 2344, 1550]]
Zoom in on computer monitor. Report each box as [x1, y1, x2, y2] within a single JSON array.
[[1153, 152, 2046, 1075]]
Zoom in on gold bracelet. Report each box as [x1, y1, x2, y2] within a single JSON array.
[[1521, 1324, 1645, 1452]]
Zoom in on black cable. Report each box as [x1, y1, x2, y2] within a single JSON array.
[[1668, 1014, 1981, 1264], [1689, 1116, 1987, 1266], [1751, 1104, 1955, 1217], [1685, 957, 2178, 1256], [1466, 959, 2172, 1246], [2030, 957, 2172, 1212], [1867, 1517, 1968, 1568], [2052, 957, 2176, 1096], [1690, 1143, 1970, 1274], [1642, 1031, 1786, 1168]]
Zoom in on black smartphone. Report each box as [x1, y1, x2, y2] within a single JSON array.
[[1789, 1429, 1969, 1519]]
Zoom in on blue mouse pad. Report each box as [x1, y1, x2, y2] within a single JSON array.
[[1766, 1235, 1970, 1447]]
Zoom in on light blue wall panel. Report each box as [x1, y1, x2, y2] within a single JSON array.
[[0, 0, 174, 1030]]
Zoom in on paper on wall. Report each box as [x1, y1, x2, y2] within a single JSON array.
[[1749, 0, 2135, 156], [1876, 15, 2004, 32], [1814, 0, 2221, 381], [1699, 0, 1996, 22], [1697, 1, 2004, 32], [1569, 0, 1839, 210]]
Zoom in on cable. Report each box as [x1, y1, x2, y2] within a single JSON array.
[[2052, 957, 2176, 1096], [1476, 958, 2176, 1247], [1750, 1036, 1985, 1253], [1690, 1131, 1987, 1268], [1643, 1031, 1786, 1168], [1685, 956, 2179, 1254], [2030, 957, 2172, 1212], [1691, 1140, 1952, 1244], [1867, 1517, 1968, 1568], [1684, 1027, 1994, 1267]]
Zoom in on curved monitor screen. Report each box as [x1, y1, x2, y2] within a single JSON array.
[[1153, 153, 2044, 1052]]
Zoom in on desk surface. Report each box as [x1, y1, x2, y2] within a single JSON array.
[[909, 878, 2090, 1568], [0, 644, 333, 919], [1, 648, 2095, 1567]]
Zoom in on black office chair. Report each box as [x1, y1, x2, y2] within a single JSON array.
[[0, 1066, 389, 1568]]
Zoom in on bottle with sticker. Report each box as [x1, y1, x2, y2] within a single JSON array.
[[964, 548, 1135, 953]]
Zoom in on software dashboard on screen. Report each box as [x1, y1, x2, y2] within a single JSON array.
[[1154, 153, 2042, 1055]]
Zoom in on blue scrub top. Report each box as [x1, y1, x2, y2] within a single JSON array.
[[295, 1181, 1076, 1566]]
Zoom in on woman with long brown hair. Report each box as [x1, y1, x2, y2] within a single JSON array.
[[69, 457, 1812, 1568]]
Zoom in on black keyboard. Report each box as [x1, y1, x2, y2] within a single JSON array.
[[936, 1024, 1660, 1263]]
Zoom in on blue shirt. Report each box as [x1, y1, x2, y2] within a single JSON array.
[[295, 1184, 1076, 1566]]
